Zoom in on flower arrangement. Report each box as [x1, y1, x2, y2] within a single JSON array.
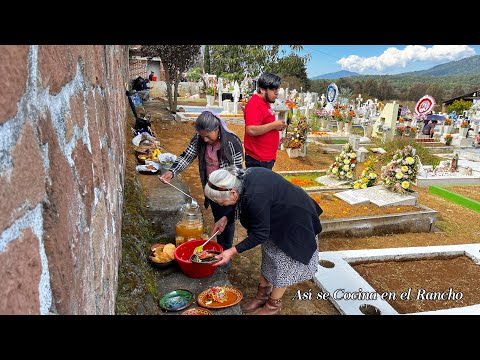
[[460, 121, 469, 128], [444, 134, 453, 145], [332, 108, 343, 122], [206, 86, 215, 96], [327, 143, 357, 181], [344, 110, 356, 123], [351, 157, 378, 189], [283, 116, 308, 149], [381, 145, 419, 194], [444, 118, 452, 126]]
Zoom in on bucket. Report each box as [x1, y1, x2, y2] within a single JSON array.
[[174, 240, 223, 278]]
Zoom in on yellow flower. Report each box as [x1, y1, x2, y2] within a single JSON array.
[[343, 165, 350, 171], [343, 158, 350, 164], [361, 183, 367, 188], [405, 157, 414, 165], [369, 173, 377, 179], [401, 181, 410, 189], [354, 183, 361, 189], [395, 171, 404, 179], [401, 166, 408, 172]]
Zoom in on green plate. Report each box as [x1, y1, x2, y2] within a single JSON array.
[[159, 289, 194, 311]]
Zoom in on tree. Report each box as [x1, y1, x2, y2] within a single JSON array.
[[141, 45, 201, 113], [449, 85, 464, 98], [206, 45, 309, 81], [426, 84, 444, 103], [446, 99, 473, 115], [272, 54, 309, 90], [203, 45, 211, 74]]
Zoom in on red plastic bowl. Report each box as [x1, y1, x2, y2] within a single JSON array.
[[174, 240, 223, 278]]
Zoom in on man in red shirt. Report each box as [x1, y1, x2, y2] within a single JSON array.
[[243, 72, 287, 169]]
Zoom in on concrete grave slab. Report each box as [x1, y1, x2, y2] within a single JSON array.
[[314, 244, 480, 315], [334, 185, 417, 207]]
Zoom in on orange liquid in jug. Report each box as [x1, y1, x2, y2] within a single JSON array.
[[175, 222, 204, 240]]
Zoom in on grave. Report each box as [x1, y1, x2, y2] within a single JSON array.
[[371, 102, 399, 142], [334, 185, 418, 206], [315, 175, 351, 187], [276, 170, 350, 192], [314, 244, 480, 315]]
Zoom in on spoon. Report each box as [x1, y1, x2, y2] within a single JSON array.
[[159, 176, 198, 207]]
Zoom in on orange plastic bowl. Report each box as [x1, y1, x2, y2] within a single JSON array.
[[174, 240, 223, 278]]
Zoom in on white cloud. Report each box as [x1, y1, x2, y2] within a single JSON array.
[[337, 45, 476, 74]]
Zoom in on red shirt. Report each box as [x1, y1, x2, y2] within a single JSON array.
[[244, 94, 279, 162]]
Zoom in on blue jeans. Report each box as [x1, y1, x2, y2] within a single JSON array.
[[209, 201, 235, 251], [245, 154, 275, 170]]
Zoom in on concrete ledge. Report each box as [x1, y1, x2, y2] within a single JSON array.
[[429, 186, 480, 213], [320, 204, 437, 237], [417, 176, 480, 187], [315, 244, 480, 315]]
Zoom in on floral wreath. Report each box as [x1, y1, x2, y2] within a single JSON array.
[[326, 83, 338, 103], [327, 143, 357, 181], [381, 145, 419, 194], [351, 157, 378, 189], [415, 95, 435, 116]]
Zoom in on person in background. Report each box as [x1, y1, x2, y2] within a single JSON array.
[[422, 120, 437, 138], [243, 72, 286, 170], [475, 131, 480, 148], [148, 71, 155, 81], [205, 167, 323, 315], [158, 111, 244, 259], [132, 76, 150, 101]]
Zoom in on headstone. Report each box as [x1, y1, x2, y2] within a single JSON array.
[[333, 190, 370, 205], [356, 147, 369, 163], [336, 185, 418, 207], [348, 136, 360, 151], [371, 102, 399, 142], [316, 175, 351, 187]]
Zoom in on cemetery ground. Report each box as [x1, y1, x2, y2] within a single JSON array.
[[128, 99, 480, 315]]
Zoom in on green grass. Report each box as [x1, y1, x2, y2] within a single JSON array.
[[429, 186, 480, 213], [369, 137, 442, 168], [282, 172, 326, 187]]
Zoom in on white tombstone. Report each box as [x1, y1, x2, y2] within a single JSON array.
[[232, 81, 240, 115], [349, 136, 360, 151], [371, 102, 399, 142], [217, 77, 224, 108], [356, 147, 369, 163]]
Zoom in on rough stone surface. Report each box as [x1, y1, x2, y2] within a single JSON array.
[[0, 123, 46, 233], [38, 115, 78, 314], [38, 45, 77, 95], [1, 45, 127, 314], [0, 228, 42, 314], [0, 45, 29, 124]]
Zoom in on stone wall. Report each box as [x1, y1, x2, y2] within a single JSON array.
[[0, 45, 128, 314]]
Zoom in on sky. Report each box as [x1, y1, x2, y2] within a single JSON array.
[[285, 45, 480, 78]]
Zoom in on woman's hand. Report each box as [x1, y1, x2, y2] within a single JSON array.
[[158, 171, 173, 183], [211, 216, 228, 236], [213, 246, 237, 267]]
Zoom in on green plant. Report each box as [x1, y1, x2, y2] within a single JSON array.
[[206, 86, 215, 96], [446, 99, 472, 115]]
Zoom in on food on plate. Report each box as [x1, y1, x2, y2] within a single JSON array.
[[149, 251, 171, 263], [150, 243, 165, 252], [145, 165, 156, 170], [163, 243, 176, 260], [204, 286, 228, 305]]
